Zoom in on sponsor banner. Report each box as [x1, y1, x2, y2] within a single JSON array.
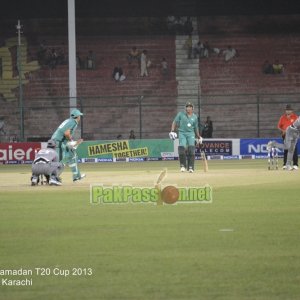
[[240, 138, 279, 156], [97, 158, 113, 162], [161, 152, 175, 158], [241, 138, 275, 156], [240, 155, 255, 159], [82, 158, 98, 163], [145, 157, 161, 161], [240, 138, 300, 156], [162, 157, 176, 161], [113, 157, 128, 162], [78, 139, 173, 160], [255, 155, 276, 159], [0, 143, 41, 163], [1, 160, 33, 165], [128, 157, 145, 162], [208, 155, 223, 160], [196, 140, 232, 156], [223, 155, 240, 160]]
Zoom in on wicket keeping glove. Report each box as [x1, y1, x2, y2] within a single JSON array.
[[169, 132, 177, 140]]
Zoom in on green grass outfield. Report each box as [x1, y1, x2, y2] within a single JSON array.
[[0, 160, 300, 300]]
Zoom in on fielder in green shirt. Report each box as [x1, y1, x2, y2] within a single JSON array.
[[51, 109, 86, 182], [170, 102, 202, 172]]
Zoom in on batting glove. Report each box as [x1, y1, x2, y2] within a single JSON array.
[[196, 137, 203, 145], [169, 131, 177, 140], [67, 140, 78, 150]]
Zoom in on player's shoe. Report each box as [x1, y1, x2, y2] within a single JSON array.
[[285, 165, 293, 171], [282, 165, 287, 170], [180, 167, 186, 172], [293, 165, 299, 170], [31, 176, 39, 186], [45, 175, 50, 184], [49, 177, 62, 186], [189, 167, 194, 173], [73, 174, 86, 182], [267, 141, 275, 151]]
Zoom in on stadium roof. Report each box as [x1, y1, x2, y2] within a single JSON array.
[[2, 0, 300, 18]]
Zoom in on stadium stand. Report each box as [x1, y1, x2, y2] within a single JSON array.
[[199, 34, 300, 95], [0, 33, 178, 140], [1, 15, 300, 140]]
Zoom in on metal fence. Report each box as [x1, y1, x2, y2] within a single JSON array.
[[199, 93, 300, 138], [1, 93, 300, 142]]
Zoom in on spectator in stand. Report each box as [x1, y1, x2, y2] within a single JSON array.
[[140, 50, 149, 77], [193, 41, 204, 59], [167, 16, 185, 34], [212, 47, 221, 55], [202, 41, 211, 58], [129, 130, 136, 139], [262, 60, 274, 74], [161, 57, 168, 78], [167, 16, 176, 31], [202, 116, 213, 138], [76, 52, 83, 69], [183, 17, 193, 35], [277, 104, 298, 169], [37, 40, 47, 65], [112, 67, 126, 82], [0, 58, 2, 79], [10, 135, 18, 142], [48, 48, 58, 69], [272, 60, 284, 74], [86, 50, 96, 70], [184, 34, 193, 59], [56, 48, 66, 65], [0, 117, 5, 137], [127, 46, 140, 65], [223, 45, 237, 62]]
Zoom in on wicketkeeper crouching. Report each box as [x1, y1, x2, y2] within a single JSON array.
[[31, 139, 64, 186]]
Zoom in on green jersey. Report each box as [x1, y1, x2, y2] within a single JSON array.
[[174, 111, 199, 135], [51, 118, 78, 142]]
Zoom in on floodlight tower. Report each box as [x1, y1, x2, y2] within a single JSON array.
[[16, 19, 24, 141]]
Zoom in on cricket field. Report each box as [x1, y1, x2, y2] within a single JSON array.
[[0, 160, 300, 300]]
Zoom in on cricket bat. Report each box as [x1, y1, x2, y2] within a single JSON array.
[[201, 151, 208, 172], [155, 168, 167, 205], [197, 140, 208, 173]]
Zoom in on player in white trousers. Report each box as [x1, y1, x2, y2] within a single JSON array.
[[268, 116, 300, 171]]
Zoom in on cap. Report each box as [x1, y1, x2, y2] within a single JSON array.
[[185, 102, 194, 108], [70, 109, 83, 118], [285, 104, 293, 110], [47, 139, 56, 148]]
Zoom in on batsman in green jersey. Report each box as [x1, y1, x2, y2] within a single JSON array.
[[51, 109, 86, 182], [170, 102, 202, 173]]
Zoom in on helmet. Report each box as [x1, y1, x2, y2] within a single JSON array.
[[185, 102, 194, 108], [70, 109, 83, 118], [47, 139, 56, 148]]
